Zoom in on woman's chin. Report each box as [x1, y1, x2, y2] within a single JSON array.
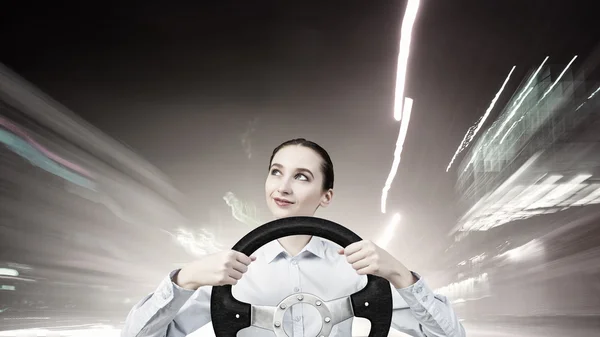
[[272, 211, 294, 219], [270, 207, 298, 219], [271, 209, 316, 219]]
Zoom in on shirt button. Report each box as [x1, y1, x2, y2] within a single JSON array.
[[291, 260, 298, 265], [294, 287, 300, 292], [294, 316, 301, 322], [415, 286, 422, 294], [422, 295, 428, 303]]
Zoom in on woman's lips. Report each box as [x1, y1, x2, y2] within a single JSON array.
[[274, 198, 294, 207]]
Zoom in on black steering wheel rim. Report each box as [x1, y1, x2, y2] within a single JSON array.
[[210, 216, 393, 337]]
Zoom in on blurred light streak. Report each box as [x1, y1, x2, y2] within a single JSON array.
[[572, 184, 600, 206], [161, 228, 221, 257], [527, 173, 591, 209], [491, 56, 549, 143], [497, 89, 534, 144], [588, 86, 600, 99], [0, 275, 35, 282], [241, 118, 258, 159], [223, 191, 261, 227], [498, 239, 544, 262], [451, 151, 542, 233], [6, 262, 32, 270], [575, 84, 600, 111], [65, 184, 138, 226], [457, 172, 600, 232], [0, 268, 18, 277], [0, 326, 121, 337], [0, 116, 93, 178], [497, 55, 578, 147], [0, 128, 96, 190], [393, 0, 420, 121], [469, 252, 486, 264], [517, 174, 563, 208], [377, 213, 401, 249], [435, 273, 489, 300], [381, 98, 413, 213], [0, 62, 184, 204], [446, 66, 516, 172], [463, 57, 551, 173], [539, 55, 578, 102]]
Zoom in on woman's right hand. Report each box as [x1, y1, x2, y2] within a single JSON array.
[[174, 250, 256, 290]]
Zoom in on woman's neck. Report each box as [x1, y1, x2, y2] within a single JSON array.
[[278, 235, 312, 257]]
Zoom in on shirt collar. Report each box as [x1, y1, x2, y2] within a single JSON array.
[[262, 236, 326, 263]]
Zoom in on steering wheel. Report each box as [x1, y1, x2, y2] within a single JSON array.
[[210, 216, 393, 337]]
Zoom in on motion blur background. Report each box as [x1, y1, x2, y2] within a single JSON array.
[[1, 1, 599, 336]]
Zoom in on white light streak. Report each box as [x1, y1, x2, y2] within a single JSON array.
[[0, 268, 18, 277], [572, 184, 600, 206], [498, 239, 545, 262], [498, 86, 534, 144], [377, 213, 401, 249], [539, 55, 578, 102], [490, 56, 549, 143], [589, 86, 600, 100], [161, 228, 221, 257], [527, 174, 591, 209], [0, 326, 121, 337], [393, 0, 421, 121], [446, 66, 516, 171], [381, 98, 413, 213], [462, 57, 550, 173], [223, 191, 261, 227], [435, 273, 489, 300]]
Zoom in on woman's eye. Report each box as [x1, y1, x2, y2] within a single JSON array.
[[271, 169, 282, 176], [295, 174, 308, 181]]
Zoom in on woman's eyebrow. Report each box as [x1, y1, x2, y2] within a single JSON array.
[[296, 168, 314, 178], [270, 163, 314, 178]]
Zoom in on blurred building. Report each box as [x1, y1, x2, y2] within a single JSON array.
[[0, 63, 219, 329], [439, 47, 600, 319]]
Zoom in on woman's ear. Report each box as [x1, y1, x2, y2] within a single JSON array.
[[320, 189, 333, 208]]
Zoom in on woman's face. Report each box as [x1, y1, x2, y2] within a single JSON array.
[[265, 145, 333, 219]]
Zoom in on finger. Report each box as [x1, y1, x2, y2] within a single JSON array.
[[356, 265, 375, 276], [232, 260, 249, 274], [234, 252, 254, 265], [343, 241, 363, 256], [224, 276, 239, 285], [346, 249, 368, 264], [350, 258, 370, 271], [229, 269, 243, 281]]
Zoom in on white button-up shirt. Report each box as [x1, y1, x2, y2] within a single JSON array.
[[122, 237, 465, 337]]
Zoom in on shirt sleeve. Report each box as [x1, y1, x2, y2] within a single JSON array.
[[393, 272, 466, 337], [121, 269, 213, 337]]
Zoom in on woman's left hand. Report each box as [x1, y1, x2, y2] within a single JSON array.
[[338, 240, 417, 289]]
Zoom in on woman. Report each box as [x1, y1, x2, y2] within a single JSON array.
[[122, 139, 466, 337]]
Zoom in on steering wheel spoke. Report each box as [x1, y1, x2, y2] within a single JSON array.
[[250, 305, 277, 332], [323, 296, 354, 325]]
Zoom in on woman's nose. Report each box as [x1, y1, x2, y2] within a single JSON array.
[[277, 179, 292, 194]]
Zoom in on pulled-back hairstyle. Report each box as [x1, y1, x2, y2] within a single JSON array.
[[269, 138, 334, 191]]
